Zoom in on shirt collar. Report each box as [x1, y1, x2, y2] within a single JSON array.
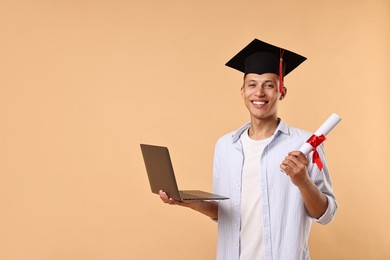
[[231, 118, 290, 143]]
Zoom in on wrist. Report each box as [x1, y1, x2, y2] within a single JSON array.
[[297, 177, 314, 192]]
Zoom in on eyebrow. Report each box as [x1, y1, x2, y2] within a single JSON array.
[[262, 80, 275, 84], [246, 80, 257, 84], [245, 79, 275, 84]]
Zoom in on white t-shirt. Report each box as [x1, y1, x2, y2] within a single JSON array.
[[240, 130, 273, 260]]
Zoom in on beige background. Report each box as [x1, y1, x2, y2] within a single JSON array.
[[0, 0, 389, 259]]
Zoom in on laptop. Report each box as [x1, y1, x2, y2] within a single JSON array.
[[140, 144, 229, 201]]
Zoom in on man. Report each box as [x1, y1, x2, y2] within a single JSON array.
[[160, 39, 337, 260]]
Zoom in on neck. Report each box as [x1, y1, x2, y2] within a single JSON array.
[[248, 117, 279, 140]]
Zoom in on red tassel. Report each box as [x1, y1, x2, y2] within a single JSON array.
[[279, 49, 284, 93]]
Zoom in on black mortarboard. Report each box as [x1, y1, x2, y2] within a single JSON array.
[[225, 39, 307, 92]]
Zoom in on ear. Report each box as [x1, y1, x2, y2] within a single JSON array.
[[240, 85, 245, 98], [279, 86, 287, 100]]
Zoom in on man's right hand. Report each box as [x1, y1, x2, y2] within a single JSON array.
[[159, 190, 187, 206], [159, 190, 219, 219]]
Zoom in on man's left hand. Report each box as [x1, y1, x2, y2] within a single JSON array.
[[280, 151, 310, 187]]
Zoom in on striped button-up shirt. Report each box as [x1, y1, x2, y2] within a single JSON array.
[[213, 120, 337, 260]]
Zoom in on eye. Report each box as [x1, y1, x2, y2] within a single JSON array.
[[264, 83, 275, 89]]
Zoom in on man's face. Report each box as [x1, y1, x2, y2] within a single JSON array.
[[241, 73, 285, 121]]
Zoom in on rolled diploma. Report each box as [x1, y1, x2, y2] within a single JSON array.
[[299, 113, 342, 155]]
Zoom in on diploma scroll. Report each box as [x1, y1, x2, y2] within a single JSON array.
[[299, 113, 341, 170], [299, 113, 342, 155]]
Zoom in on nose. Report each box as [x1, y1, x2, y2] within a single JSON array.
[[254, 85, 265, 96]]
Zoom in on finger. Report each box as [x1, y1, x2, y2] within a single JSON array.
[[159, 190, 172, 203], [287, 154, 308, 168], [282, 156, 298, 169], [280, 162, 291, 174], [288, 151, 309, 165], [288, 156, 303, 168], [159, 190, 184, 206]]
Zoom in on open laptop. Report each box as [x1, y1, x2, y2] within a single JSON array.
[[140, 144, 229, 201]]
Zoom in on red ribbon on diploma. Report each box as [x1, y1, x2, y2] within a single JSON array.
[[307, 134, 327, 170]]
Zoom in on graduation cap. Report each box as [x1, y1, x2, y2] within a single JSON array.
[[225, 39, 307, 92]]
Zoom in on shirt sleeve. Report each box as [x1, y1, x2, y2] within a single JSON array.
[[307, 194, 338, 224], [210, 140, 221, 222], [307, 144, 338, 225]]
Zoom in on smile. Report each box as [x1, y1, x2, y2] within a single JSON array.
[[252, 101, 268, 105]]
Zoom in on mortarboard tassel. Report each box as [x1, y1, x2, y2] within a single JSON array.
[[279, 49, 285, 93]]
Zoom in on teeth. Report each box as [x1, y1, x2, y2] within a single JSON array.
[[253, 101, 266, 105]]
